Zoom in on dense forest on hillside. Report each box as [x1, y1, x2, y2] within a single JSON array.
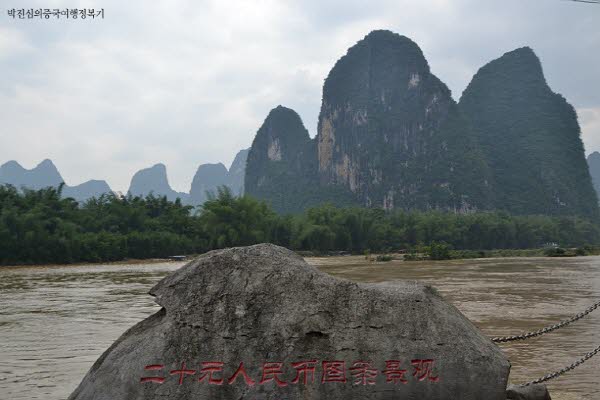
[[459, 47, 599, 220], [1, 184, 598, 265]]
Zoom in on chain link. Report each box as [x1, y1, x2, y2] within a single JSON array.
[[491, 299, 600, 343], [520, 343, 600, 386]]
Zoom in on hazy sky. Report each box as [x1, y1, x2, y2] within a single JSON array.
[[1, 0, 599, 192]]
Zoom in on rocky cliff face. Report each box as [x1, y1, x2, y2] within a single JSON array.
[[246, 31, 491, 213], [128, 164, 189, 203], [246, 106, 330, 213], [459, 47, 599, 219], [0, 159, 112, 203], [245, 31, 598, 219], [227, 148, 249, 195], [316, 30, 490, 211], [246, 106, 311, 170], [587, 152, 600, 200]]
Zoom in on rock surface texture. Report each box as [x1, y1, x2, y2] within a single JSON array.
[[316, 30, 491, 212], [506, 383, 552, 400], [69, 244, 510, 400]]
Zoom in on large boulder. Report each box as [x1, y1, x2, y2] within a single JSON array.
[[69, 244, 510, 400]]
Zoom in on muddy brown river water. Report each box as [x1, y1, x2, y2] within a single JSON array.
[[0, 256, 598, 399]]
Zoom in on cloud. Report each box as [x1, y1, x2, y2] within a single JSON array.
[[0, 0, 598, 192], [0, 26, 33, 58]]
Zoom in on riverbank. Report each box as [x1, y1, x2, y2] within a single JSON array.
[[4, 246, 600, 268], [303, 246, 600, 262]]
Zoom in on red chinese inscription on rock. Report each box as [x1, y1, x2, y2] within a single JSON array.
[[140, 358, 440, 387]]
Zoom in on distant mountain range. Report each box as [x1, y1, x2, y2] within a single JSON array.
[[4, 30, 600, 219], [0, 149, 249, 206], [127, 163, 189, 203], [128, 149, 248, 205], [0, 159, 112, 203], [190, 148, 248, 205]]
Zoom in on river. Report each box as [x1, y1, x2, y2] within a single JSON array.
[[0, 256, 598, 399]]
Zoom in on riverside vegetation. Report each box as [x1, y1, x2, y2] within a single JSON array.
[[1, 184, 599, 265]]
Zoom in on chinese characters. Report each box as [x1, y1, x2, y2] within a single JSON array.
[[141, 359, 439, 387]]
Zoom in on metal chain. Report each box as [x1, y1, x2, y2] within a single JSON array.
[[491, 299, 600, 343], [520, 343, 600, 386]]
